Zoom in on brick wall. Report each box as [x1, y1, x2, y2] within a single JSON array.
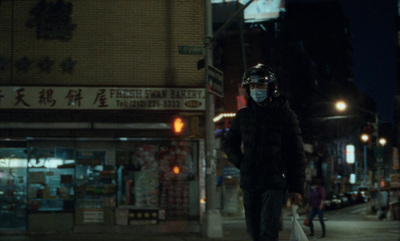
[[0, 0, 205, 87]]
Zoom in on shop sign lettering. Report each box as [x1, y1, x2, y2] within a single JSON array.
[[0, 87, 205, 111]]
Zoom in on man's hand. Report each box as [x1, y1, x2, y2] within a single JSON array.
[[290, 192, 303, 206]]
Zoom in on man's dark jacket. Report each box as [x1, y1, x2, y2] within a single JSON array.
[[223, 96, 305, 194]]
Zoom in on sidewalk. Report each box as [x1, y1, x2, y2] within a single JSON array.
[[0, 207, 305, 241]]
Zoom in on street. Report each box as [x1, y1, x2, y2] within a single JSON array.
[[1, 203, 399, 241], [222, 203, 400, 241], [286, 203, 400, 241]]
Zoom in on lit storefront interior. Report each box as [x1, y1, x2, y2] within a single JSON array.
[[0, 138, 204, 233]]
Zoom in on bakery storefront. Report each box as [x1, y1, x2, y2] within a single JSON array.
[[0, 86, 206, 234]]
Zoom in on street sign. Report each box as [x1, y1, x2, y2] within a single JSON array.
[[178, 45, 204, 55], [208, 65, 224, 97]]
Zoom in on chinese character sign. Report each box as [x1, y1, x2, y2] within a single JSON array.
[[0, 87, 205, 111]]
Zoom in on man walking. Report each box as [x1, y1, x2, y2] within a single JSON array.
[[224, 64, 306, 241]]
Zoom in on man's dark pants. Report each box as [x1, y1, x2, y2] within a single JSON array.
[[308, 207, 326, 236], [243, 189, 285, 241]]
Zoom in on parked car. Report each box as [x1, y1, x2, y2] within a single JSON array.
[[345, 192, 358, 205], [357, 187, 370, 203], [324, 193, 342, 210], [338, 193, 349, 206]]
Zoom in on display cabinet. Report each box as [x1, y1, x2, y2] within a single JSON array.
[[26, 146, 75, 232], [74, 151, 116, 225]]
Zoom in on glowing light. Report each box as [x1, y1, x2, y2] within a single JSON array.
[[379, 138, 387, 147], [173, 117, 185, 134], [346, 145, 355, 164], [172, 165, 180, 175], [361, 134, 369, 143], [349, 173, 356, 184], [335, 100, 347, 111], [213, 113, 236, 122]]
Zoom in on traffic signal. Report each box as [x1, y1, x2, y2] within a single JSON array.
[[171, 115, 199, 136], [172, 116, 189, 135], [172, 165, 181, 175]]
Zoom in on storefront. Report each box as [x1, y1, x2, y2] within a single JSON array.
[[0, 87, 206, 234], [0, 139, 203, 233], [1, 0, 207, 234]]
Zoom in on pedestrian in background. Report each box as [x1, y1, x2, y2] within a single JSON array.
[[305, 178, 326, 238], [224, 64, 306, 241]]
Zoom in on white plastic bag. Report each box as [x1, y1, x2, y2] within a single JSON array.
[[290, 205, 309, 241]]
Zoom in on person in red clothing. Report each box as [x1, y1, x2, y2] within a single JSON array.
[[305, 178, 326, 238]]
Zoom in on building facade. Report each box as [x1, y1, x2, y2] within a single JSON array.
[[0, 0, 207, 234]]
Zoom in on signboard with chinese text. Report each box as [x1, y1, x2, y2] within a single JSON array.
[[0, 87, 205, 111]]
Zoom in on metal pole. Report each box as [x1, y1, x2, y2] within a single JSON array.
[[205, 0, 216, 213], [355, 157, 358, 183], [202, 0, 222, 237], [363, 144, 368, 186], [202, 0, 254, 237], [237, 1, 247, 71], [374, 113, 383, 219]]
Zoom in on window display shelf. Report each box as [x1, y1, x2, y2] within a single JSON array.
[[75, 162, 117, 208]]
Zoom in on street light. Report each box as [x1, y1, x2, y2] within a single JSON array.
[[361, 134, 369, 143], [335, 100, 347, 112], [376, 137, 387, 220], [379, 138, 386, 147], [336, 100, 386, 219]]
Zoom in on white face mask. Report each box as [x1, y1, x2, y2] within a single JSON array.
[[250, 88, 267, 103]]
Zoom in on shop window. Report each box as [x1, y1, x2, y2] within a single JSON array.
[[0, 148, 27, 232], [116, 145, 159, 208], [75, 150, 116, 225], [27, 147, 75, 213], [116, 141, 198, 223], [159, 143, 196, 219]]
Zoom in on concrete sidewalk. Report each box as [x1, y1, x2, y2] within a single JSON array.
[[0, 207, 305, 241], [0, 228, 292, 241]]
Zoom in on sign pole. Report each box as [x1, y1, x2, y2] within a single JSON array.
[[201, 0, 222, 238], [201, 0, 254, 237]]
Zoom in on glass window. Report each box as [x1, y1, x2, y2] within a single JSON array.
[[27, 147, 75, 212], [116, 141, 199, 220], [75, 150, 116, 209], [0, 148, 27, 232]]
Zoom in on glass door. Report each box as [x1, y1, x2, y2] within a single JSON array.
[[0, 148, 27, 234]]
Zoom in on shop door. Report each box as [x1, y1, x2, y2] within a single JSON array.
[[0, 148, 27, 233]]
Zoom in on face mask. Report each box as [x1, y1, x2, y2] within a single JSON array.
[[250, 88, 267, 103]]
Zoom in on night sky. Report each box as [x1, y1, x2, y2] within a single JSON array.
[[290, 0, 398, 125], [339, 0, 397, 125]]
